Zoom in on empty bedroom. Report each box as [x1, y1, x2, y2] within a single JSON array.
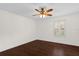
[[0, 3, 79, 56]]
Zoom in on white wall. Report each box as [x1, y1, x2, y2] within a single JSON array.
[[0, 10, 36, 52], [37, 12, 79, 46], [0, 9, 79, 52]]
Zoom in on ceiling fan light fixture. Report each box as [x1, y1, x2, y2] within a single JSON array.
[[33, 7, 53, 18], [40, 14, 46, 18]]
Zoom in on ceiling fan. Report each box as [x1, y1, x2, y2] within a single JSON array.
[[33, 7, 53, 18]]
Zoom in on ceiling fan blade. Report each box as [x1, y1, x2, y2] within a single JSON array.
[[41, 8, 44, 11], [47, 9, 53, 12], [35, 9, 40, 12], [47, 14, 52, 16], [32, 14, 40, 16]]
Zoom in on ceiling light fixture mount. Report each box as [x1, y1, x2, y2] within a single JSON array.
[[33, 7, 53, 18]]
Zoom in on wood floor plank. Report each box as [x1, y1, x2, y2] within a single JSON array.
[[0, 40, 79, 56]]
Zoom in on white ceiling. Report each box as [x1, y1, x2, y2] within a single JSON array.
[[0, 3, 79, 19]]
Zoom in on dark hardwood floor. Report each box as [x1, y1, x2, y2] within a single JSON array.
[[0, 40, 79, 56]]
